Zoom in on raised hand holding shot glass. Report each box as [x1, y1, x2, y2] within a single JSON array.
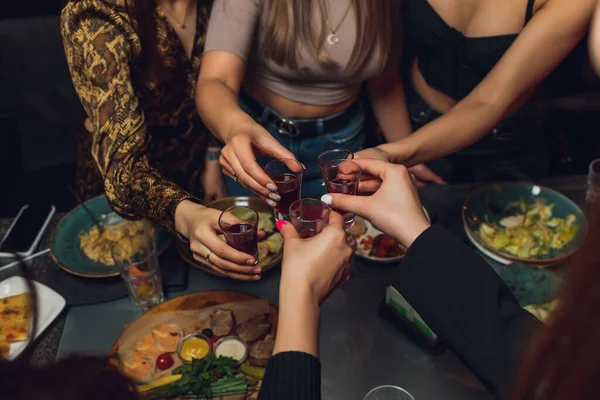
[[289, 198, 331, 239], [317, 149, 354, 174], [218, 206, 260, 264], [264, 158, 304, 221], [112, 234, 164, 312], [322, 160, 362, 228]]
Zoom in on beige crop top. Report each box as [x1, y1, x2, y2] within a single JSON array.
[[204, 0, 397, 105]]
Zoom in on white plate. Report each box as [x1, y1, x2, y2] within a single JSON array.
[[353, 208, 431, 263], [0, 276, 66, 360], [464, 227, 512, 265]]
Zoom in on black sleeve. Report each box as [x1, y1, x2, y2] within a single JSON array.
[[393, 225, 540, 399], [258, 351, 321, 400]]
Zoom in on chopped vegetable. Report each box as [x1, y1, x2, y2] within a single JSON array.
[[240, 363, 266, 380], [155, 354, 243, 398], [478, 199, 579, 258], [156, 353, 174, 370], [524, 299, 558, 323], [137, 374, 182, 392]]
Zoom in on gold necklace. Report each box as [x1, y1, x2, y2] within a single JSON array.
[[325, 1, 353, 45], [159, 1, 190, 29]]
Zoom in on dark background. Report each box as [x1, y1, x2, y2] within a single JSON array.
[[1, 2, 599, 218]]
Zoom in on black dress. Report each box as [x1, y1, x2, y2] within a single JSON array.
[[258, 225, 541, 400]]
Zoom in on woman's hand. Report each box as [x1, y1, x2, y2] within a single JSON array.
[[408, 164, 446, 186], [278, 212, 353, 304], [203, 158, 227, 202], [355, 146, 392, 162], [220, 121, 296, 203], [175, 200, 261, 280], [321, 159, 430, 248]]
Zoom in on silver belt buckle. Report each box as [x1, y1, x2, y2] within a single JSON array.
[[278, 118, 300, 138]]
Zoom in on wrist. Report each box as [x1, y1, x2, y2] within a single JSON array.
[[174, 199, 205, 240], [392, 219, 430, 249]]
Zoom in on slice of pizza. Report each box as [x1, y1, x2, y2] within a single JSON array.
[[0, 293, 33, 342], [0, 340, 9, 358]]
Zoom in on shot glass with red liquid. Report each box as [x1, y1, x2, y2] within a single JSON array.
[[317, 149, 354, 180], [264, 158, 304, 221], [218, 206, 259, 263], [289, 198, 331, 239], [322, 159, 362, 229]]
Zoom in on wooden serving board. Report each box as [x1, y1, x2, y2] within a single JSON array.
[[110, 291, 278, 355]]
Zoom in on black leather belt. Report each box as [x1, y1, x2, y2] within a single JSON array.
[[240, 89, 361, 138]]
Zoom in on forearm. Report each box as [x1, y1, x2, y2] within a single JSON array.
[[196, 79, 255, 143], [367, 72, 412, 143], [378, 99, 505, 166], [274, 281, 320, 358]]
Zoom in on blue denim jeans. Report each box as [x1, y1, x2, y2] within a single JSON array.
[[406, 81, 549, 183], [224, 93, 367, 198]]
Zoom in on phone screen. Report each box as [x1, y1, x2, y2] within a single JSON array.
[[0, 205, 52, 253]]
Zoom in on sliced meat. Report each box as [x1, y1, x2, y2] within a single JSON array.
[[237, 315, 271, 343], [210, 309, 235, 337], [249, 333, 275, 360]]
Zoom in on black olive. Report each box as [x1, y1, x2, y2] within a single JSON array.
[[202, 328, 214, 338]]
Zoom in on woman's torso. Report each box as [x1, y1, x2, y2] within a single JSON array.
[[405, 0, 544, 112], [205, 0, 397, 119]]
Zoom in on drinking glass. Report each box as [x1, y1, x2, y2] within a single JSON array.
[[317, 149, 354, 171], [586, 158, 600, 203], [218, 206, 259, 263], [289, 198, 331, 238], [112, 234, 164, 312], [363, 386, 415, 400], [322, 159, 362, 228], [264, 158, 304, 221]]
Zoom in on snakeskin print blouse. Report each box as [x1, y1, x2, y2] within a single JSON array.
[[61, 0, 213, 234]]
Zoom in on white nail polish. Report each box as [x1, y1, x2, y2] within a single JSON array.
[[267, 199, 277, 207], [266, 183, 277, 191], [269, 193, 281, 201], [321, 194, 333, 205]]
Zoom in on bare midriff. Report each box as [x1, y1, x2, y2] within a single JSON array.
[[411, 57, 532, 115], [245, 79, 360, 120]]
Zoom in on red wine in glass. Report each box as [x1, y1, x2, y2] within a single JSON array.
[[225, 223, 258, 257], [299, 229, 317, 239], [274, 173, 300, 215]]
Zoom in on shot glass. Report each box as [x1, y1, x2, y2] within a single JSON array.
[[289, 198, 331, 239], [264, 158, 304, 221], [317, 149, 354, 172], [586, 158, 600, 204], [363, 386, 415, 400], [112, 234, 164, 312], [218, 206, 259, 263], [322, 159, 362, 228]]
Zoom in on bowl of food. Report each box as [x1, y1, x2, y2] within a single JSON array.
[[177, 333, 213, 364], [50, 195, 172, 278], [463, 183, 587, 265], [350, 208, 431, 263], [178, 197, 284, 274]]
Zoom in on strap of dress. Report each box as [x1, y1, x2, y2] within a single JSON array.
[[524, 0, 535, 25]]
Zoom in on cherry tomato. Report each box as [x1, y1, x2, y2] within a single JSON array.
[[156, 353, 174, 370]]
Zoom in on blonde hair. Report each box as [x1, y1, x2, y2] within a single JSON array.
[[259, 0, 400, 75]]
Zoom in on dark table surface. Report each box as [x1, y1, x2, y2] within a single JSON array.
[[0, 175, 588, 399]]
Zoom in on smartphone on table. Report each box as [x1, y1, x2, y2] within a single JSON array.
[[0, 204, 56, 258]]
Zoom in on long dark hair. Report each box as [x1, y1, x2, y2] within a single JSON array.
[[511, 203, 600, 399], [126, 0, 166, 81]]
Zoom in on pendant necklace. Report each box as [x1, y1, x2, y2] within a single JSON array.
[[325, 1, 353, 45], [159, 1, 190, 29]]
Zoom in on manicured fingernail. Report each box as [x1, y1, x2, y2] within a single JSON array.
[[269, 193, 281, 201], [321, 194, 333, 205], [276, 220, 287, 231], [253, 267, 262, 274], [266, 199, 277, 207], [253, 274, 261, 280], [246, 259, 256, 265], [301, 163, 307, 170], [266, 183, 277, 191]]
